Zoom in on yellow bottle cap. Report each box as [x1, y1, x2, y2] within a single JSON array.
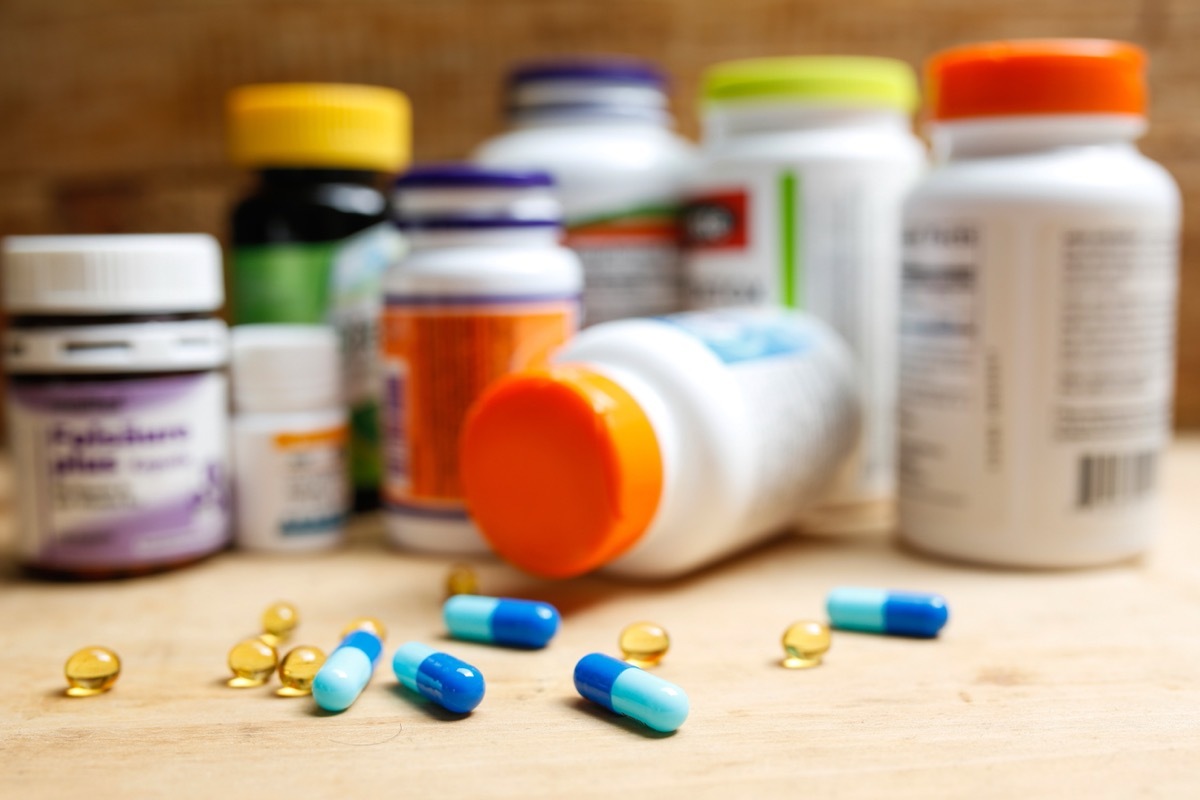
[[228, 83, 411, 171], [461, 366, 664, 579]]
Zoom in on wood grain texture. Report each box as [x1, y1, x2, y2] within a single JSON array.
[[0, 438, 1197, 797], [0, 0, 1197, 423]]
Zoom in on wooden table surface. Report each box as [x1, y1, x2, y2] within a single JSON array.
[[1, 439, 1198, 798]]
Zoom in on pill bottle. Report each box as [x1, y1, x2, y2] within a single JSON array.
[[3, 235, 230, 579], [228, 83, 410, 511], [461, 309, 861, 579], [474, 57, 698, 325], [231, 324, 348, 552], [898, 40, 1180, 568], [683, 57, 924, 534], [380, 165, 583, 554]]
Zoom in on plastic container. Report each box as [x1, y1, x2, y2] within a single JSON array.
[[899, 39, 1180, 567], [461, 309, 861, 579], [231, 325, 349, 552], [683, 57, 924, 533], [380, 165, 582, 554], [474, 57, 698, 325], [228, 83, 410, 510], [3, 235, 230, 578]]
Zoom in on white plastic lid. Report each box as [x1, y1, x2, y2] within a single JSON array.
[[3, 234, 224, 314], [231, 324, 343, 413]]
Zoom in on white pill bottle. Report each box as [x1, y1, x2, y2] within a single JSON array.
[[231, 325, 349, 552], [474, 58, 698, 325], [899, 40, 1180, 567], [380, 165, 582, 554], [3, 235, 230, 578], [460, 309, 861, 580], [683, 57, 925, 533]]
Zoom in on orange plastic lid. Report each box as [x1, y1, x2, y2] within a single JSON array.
[[460, 366, 663, 579], [928, 39, 1146, 121]]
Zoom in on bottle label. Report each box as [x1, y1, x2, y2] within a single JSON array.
[[235, 423, 349, 544], [8, 372, 230, 571], [661, 309, 861, 534], [233, 223, 405, 494], [899, 217, 1177, 538], [683, 160, 920, 507], [380, 292, 579, 518], [566, 204, 682, 325]]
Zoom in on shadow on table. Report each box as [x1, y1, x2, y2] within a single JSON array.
[[561, 696, 676, 739]]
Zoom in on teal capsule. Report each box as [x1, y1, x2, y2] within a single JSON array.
[[312, 630, 383, 712], [574, 652, 689, 733]]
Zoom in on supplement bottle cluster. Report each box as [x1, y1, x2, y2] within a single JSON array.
[[1, 37, 1181, 581]]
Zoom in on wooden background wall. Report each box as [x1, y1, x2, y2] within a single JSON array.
[[1, 0, 1197, 424]]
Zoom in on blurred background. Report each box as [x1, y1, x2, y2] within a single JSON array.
[[0, 0, 1196, 424]]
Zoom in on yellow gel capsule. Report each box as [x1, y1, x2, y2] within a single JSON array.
[[228, 638, 278, 687], [341, 616, 387, 643], [445, 564, 479, 597], [618, 621, 670, 668], [260, 601, 299, 646], [782, 620, 831, 669], [64, 646, 121, 697], [277, 645, 327, 697]]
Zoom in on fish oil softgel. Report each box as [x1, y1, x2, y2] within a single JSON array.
[[392, 642, 486, 714], [261, 601, 299, 646], [341, 616, 388, 642], [781, 620, 831, 669], [574, 653, 689, 733], [826, 587, 949, 638], [278, 646, 327, 697], [446, 564, 479, 597], [618, 622, 669, 668], [228, 638, 278, 687], [64, 646, 121, 697]]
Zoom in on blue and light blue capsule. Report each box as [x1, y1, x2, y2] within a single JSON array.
[[443, 595, 560, 649], [392, 641, 485, 714], [573, 653, 689, 733], [312, 630, 384, 712], [826, 587, 949, 638]]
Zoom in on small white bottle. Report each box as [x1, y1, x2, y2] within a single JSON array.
[[460, 309, 861, 580], [474, 57, 698, 325], [231, 324, 349, 552], [682, 56, 925, 534], [380, 165, 583, 554], [899, 40, 1180, 567]]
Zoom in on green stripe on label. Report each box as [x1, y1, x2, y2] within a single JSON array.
[[779, 171, 800, 308]]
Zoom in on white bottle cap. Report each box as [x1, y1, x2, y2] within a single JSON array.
[[231, 324, 343, 413], [2, 234, 224, 313]]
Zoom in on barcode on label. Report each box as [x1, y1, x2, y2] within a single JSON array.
[[1076, 451, 1157, 509]]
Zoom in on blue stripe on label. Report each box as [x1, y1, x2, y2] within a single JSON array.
[[281, 513, 347, 535], [384, 501, 470, 520], [654, 310, 816, 364], [384, 292, 581, 307]]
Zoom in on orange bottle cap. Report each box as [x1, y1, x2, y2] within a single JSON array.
[[460, 366, 663, 579], [928, 39, 1146, 121]]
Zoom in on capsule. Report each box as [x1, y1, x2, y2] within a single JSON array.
[[443, 595, 560, 649], [312, 630, 383, 712], [392, 641, 486, 714], [573, 653, 689, 733], [826, 587, 949, 638]]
